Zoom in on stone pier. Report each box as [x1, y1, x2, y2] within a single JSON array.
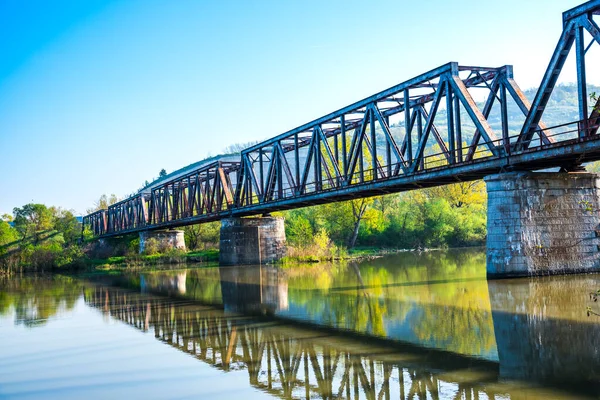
[[219, 217, 286, 265], [139, 230, 186, 254], [485, 172, 600, 278]]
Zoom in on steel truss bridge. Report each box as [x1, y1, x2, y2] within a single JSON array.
[[85, 1, 600, 238]]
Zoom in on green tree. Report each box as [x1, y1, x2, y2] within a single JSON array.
[[51, 208, 81, 245], [86, 194, 119, 214], [0, 220, 18, 247], [348, 198, 373, 248], [422, 198, 455, 247], [12, 204, 54, 242], [423, 180, 486, 210], [285, 210, 314, 247], [184, 222, 219, 250], [159, 168, 167, 178]]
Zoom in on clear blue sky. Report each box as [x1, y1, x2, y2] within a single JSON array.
[[0, 0, 592, 215]]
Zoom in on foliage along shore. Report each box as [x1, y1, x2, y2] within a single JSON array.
[[88, 246, 424, 271], [1, 177, 491, 276]]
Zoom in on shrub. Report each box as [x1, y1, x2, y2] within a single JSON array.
[[284, 228, 346, 263], [28, 242, 62, 270], [55, 245, 87, 269], [143, 238, 160, 255]]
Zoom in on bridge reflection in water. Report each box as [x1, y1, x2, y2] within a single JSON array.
[[86, 285, 499, 400], [86, 260, 600, 398]]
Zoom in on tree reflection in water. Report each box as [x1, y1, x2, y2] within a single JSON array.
[[0, 276, 82, 327]]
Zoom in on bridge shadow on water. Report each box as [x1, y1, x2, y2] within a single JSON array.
[[85, 257, 600, 399]]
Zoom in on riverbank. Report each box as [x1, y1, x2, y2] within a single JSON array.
[[2, 244, 478, 276], [88, 246, 429, 271], [87, 249, 219, 271]]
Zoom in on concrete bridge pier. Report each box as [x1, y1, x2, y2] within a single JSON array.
[[219, 216, 286, 265], [485, 171, 600, 278], [139, 230, 186, 254]]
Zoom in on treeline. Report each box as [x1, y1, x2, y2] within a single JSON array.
[[177, 180, 488, 258], [0, 204, 83, 275], [0, 178, 494, 272], [282, 180, 487, 254]]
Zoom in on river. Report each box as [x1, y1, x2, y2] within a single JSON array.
[[1, 248, 600, 399]]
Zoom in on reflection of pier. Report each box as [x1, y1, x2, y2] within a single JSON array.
[[220, 266, 288, 314], [137, 266, 289, 314], [489, 277, 600, 390], [141, 272, 187, 295], [86, 286, 509, 400]]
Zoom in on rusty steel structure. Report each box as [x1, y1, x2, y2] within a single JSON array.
[[84, 1, 600, 239]]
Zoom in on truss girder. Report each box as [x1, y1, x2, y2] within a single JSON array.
[[83, 2, 600, 239]]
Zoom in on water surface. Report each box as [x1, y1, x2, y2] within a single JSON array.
[[1, 249, 600, 399]]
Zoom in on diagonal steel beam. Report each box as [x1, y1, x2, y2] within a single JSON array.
[[449, 74, 501, 157], [371, 104, 408, 174], [517, 20, 576, 150], [410, 80, 446, 172]]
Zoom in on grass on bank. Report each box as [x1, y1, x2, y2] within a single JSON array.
[[89, 249, 219, 270]]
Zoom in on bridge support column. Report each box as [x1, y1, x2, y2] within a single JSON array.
[[485, 172, 600, 278], [219, 217, 286, 266], [139, 230, 186, 254]]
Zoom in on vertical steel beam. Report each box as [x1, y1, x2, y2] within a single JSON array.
[[259, 149, 264, 193], [576, 24, 589, 137], [370, 107, 377, 179], [446, 83, 456, 164], [385, 115, 391, 177], [314, 129, 321, 191], [404, 89, 412, 162], [294, 133, 300, 192], [500, 82, 510, 154], [359, 140, 364, 183], [334, 129, 340, 185], [416, 109, 423, 171], [277, 146, 283, 199], [341, 115, 347, 178], [454, 94, 462, 162], [333, 130, 339, 170]]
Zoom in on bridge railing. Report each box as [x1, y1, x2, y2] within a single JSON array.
[[234, 118, 600, 205]]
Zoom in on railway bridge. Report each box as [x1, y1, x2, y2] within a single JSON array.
[[84, 1, 600, 277]]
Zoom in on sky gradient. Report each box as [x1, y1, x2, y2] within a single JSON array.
[[0, 0, 593, 215]]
